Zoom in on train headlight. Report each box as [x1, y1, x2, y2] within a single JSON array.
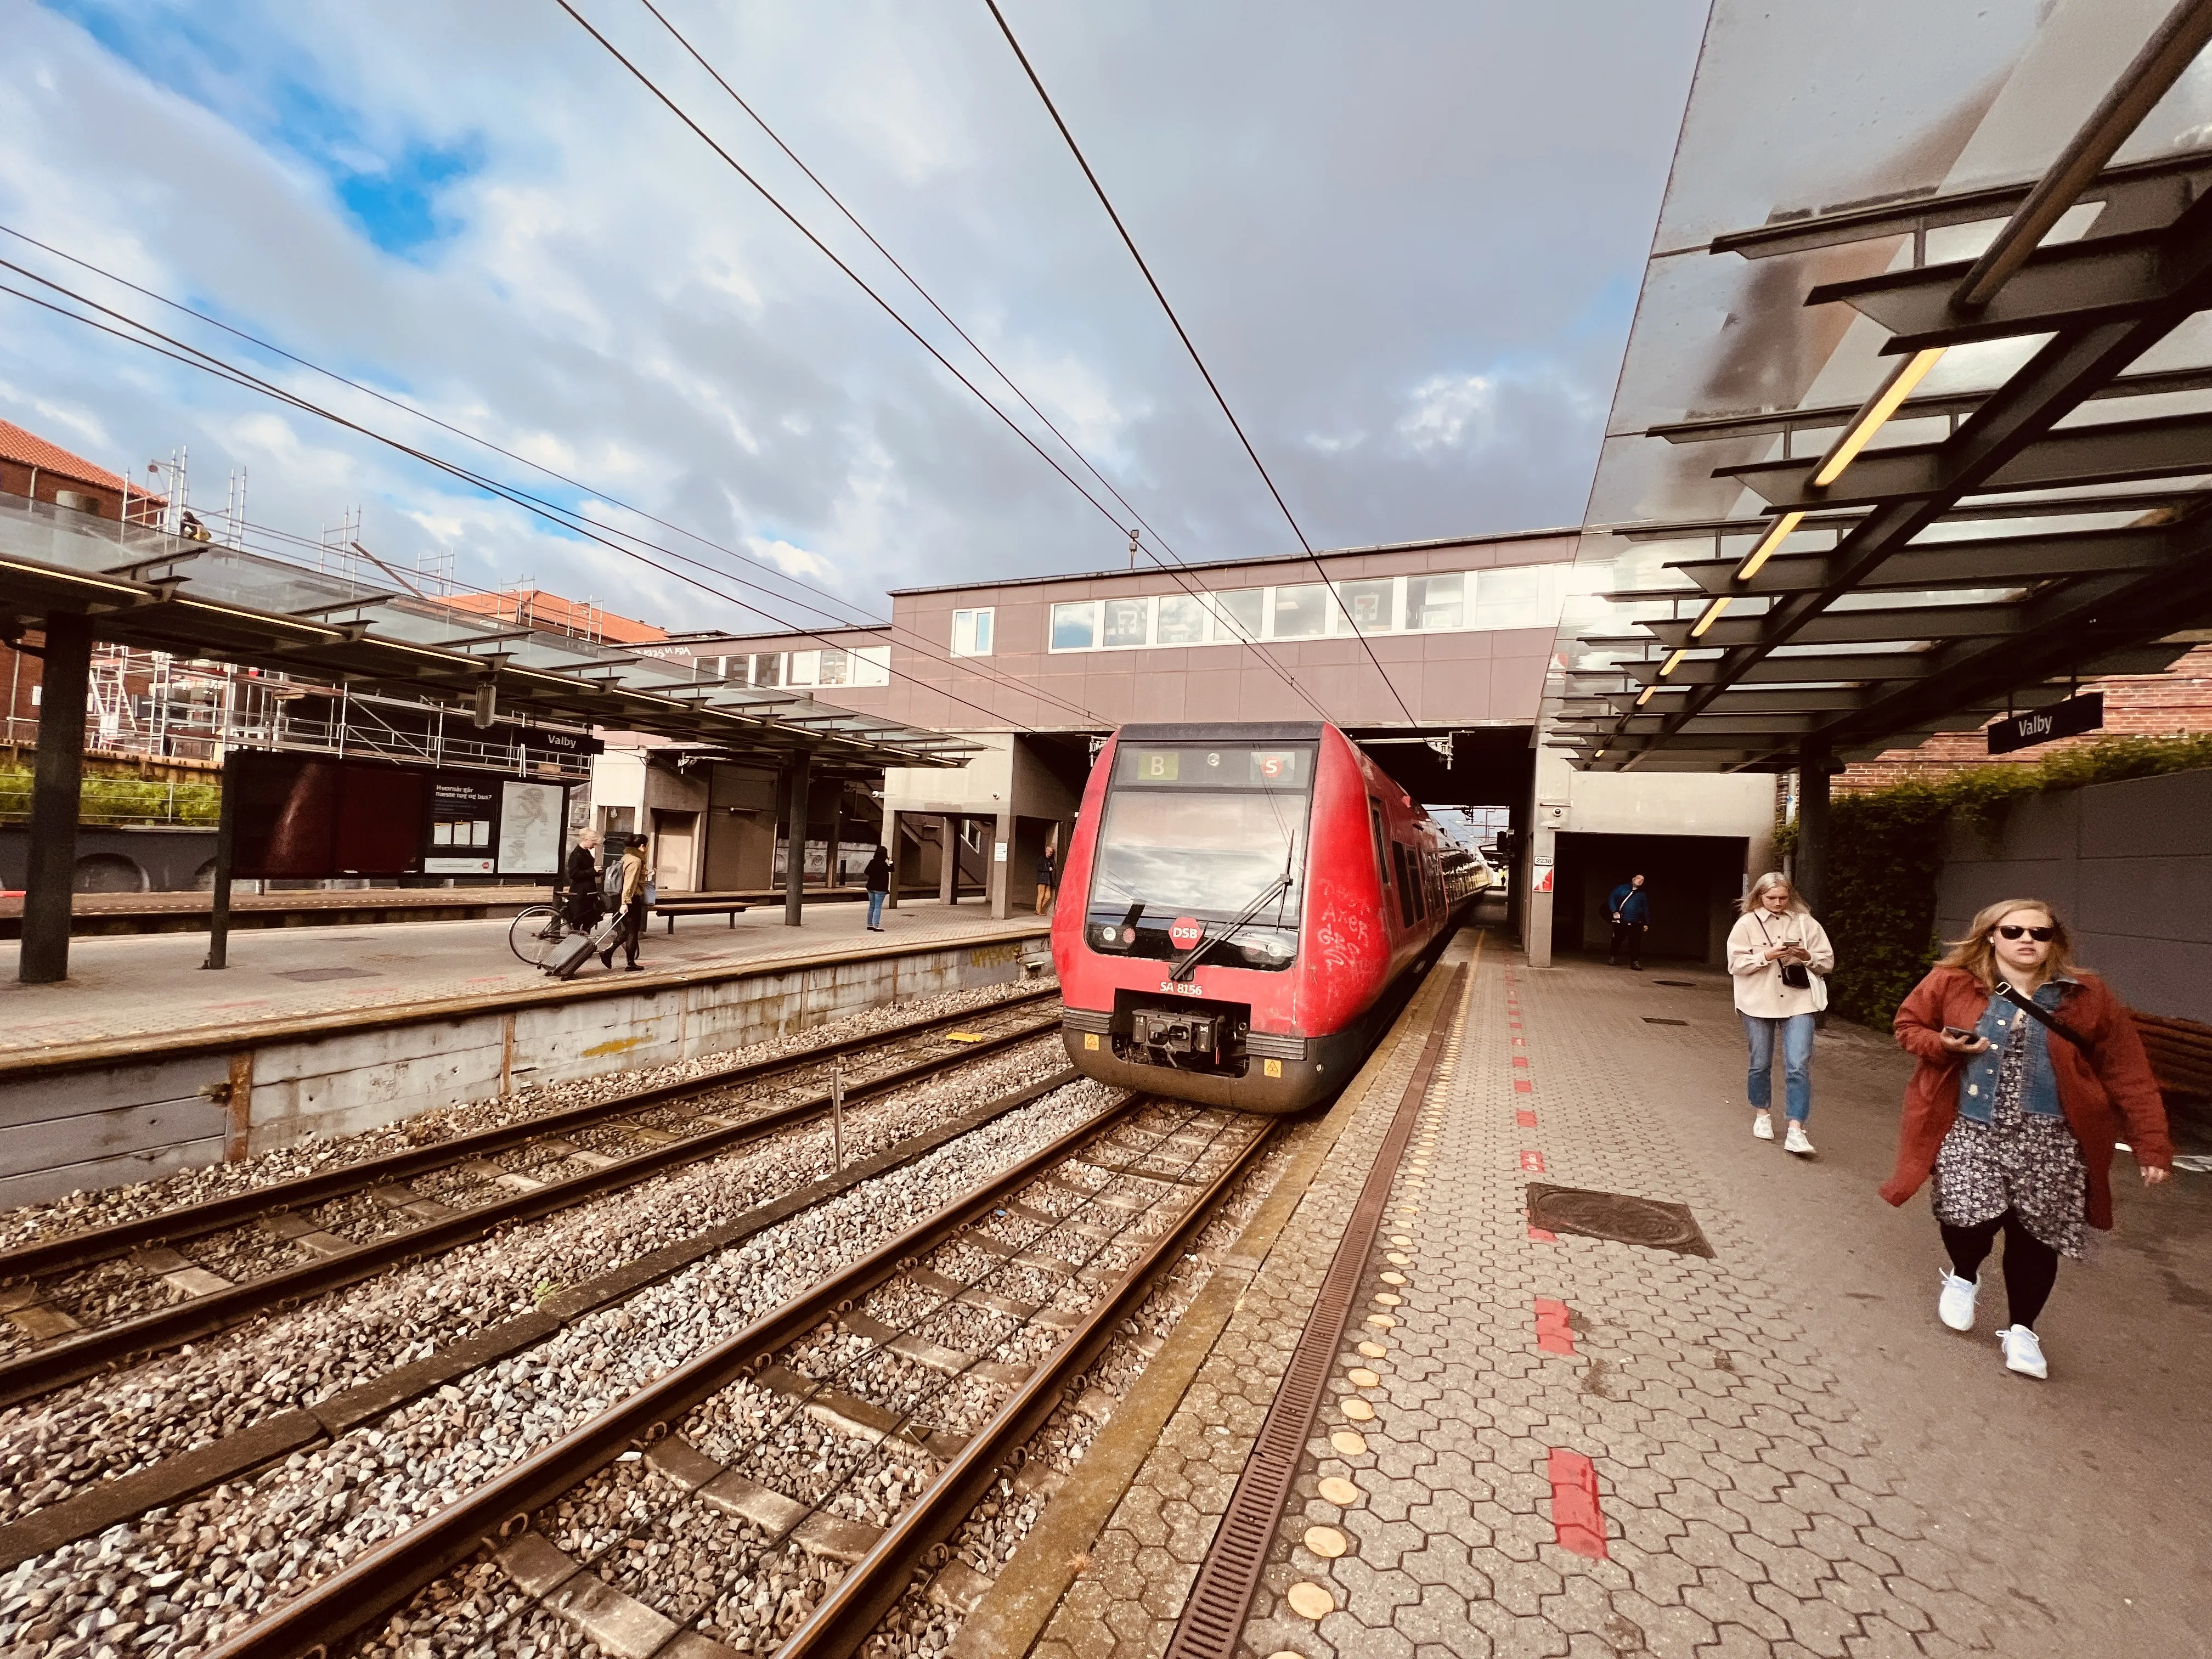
[[1096, 926, 1118, 946]]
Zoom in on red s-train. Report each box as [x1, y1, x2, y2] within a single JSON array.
[[1052, 721, 1487, 1114]]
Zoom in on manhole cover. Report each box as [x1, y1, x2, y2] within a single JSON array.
[[1527, 1183, 1714, 1257], [1653, 979, 1695, 988], [275, 967, 382, 982], [1642, 1017, 1688, 1026]]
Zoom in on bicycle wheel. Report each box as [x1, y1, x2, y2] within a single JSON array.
[[509, 905, 568, 966]]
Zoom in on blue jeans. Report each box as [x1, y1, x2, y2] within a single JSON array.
[[1742, 1013, 1815, 1122], [866, 890, 887, 928]]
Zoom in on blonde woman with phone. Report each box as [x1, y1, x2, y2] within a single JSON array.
[[1887, 899, 2171, 1380], [1725, 873, 1835, 1156]]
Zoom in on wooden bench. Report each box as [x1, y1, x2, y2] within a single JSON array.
[[650, 898, 749, 934], [2133, 1011, 2212, 1099]]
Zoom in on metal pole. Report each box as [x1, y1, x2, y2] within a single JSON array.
[[1795, 742, 1832, 918], [831, 1063, 844, 1173], [21, 611, 91, 984], [204, 746, 238, 969], [783, 749, 810, 927]]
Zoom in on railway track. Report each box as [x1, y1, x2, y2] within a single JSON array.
[[0, 989, 1062, 1414], [189, 1092, 1273, 1659]]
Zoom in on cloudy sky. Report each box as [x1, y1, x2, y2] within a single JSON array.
[[0, 0, 1707, 635]]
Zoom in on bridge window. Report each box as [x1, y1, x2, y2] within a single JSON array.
[[952, 607, 994, 656], [1051, 601, 1098, 650]]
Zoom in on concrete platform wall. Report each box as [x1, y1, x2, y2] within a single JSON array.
[[0, 929, 1045, 1210], [1934, 766, 2212, 1023]]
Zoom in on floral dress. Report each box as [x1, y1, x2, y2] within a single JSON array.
[[1932, 1015, 2088, 1257]]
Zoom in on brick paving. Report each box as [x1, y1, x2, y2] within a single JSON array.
[[1018, 929, 2195, 1659]]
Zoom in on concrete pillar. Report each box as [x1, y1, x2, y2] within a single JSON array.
[[783, 750, 810, 927], [940, 814, 957, 905], [21, 611, 90, 984], [826, 785, 843, 890], [882, 809, 900, 909], [989, 811, 1011, 919], [1796, 743, 1832, 918]]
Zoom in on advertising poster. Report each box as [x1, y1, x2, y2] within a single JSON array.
[[496, 781, 565, 876], [425, 777, 499, 874]]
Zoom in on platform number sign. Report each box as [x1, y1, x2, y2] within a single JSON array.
[[1136, 750, 1179, 781]]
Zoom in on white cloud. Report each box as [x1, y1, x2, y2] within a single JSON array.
[[744, 533, 837, 582]]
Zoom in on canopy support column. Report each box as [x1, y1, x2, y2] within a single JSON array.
[[1795, 741, 1832, 917], [783, 750, 811, 927], [21, 611, 90, 985]]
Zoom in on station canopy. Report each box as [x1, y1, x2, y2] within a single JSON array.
[[0, 492, 977, 773], [1555, 0, 2212, 772]]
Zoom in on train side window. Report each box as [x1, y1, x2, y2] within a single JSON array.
[[1392, 843, 1415, 927], [1368, 800, 1389, 890], [1411, 850, 1427, 922]]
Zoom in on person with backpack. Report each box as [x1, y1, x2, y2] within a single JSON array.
[[1607, 872, 1650, 968], [598, 834, 652, 971], [1887, 899, 2170, 1380], [863, 844, 891, 930]]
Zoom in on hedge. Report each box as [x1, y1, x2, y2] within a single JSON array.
[[1777, 736, 2212, 1027], [0, 764, 221, 826]]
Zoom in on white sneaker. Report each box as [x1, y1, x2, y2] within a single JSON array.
[[1751, 1111, 1774, 1141], [1999, 1325, 2047, 1379], [1938, 1272, 1979, 1331], [1784, 1123, 1815, 1156]]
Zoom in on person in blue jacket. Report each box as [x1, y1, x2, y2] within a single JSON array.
[[1608, 873, 1651, 969]]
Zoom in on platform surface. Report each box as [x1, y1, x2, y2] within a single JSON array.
[[0, 898, 1047, 1057], [1036, 935, 2212, 1659]]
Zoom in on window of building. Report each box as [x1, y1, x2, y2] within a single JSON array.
[[1102, 597, 1150, 648], [1156, 593, 1208, 645], [851, 645, 891, 686], [817, 647, 849, 686], [1211, 588, 1264, 642], [1474, 566, 1543, 630], [1336, 578, 1394, 632], [952, 608, 994, 656], [1051, 601, 1098, 650], [1271, 583, 1328, 639], [1408, 573, 1463, 630], [787, 650, 820, 686], [749, 652, 781, 687]]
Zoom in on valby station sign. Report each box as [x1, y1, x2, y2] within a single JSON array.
[[1987, 692, 2103, 755]]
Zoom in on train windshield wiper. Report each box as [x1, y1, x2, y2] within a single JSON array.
[[1168, 871, 1292, 982]]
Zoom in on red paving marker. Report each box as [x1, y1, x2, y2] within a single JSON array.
[[1534, 1297, 1576, 1356], [1514, 1079, 1533, 1094], [1519, 1149, 1546, 1173], [1511, 1056, 1529, 1068], [1547, 1449, 1609, 1559], [1528, 1224, 1558, 1243], [1516, 1109, 1538, 1128]]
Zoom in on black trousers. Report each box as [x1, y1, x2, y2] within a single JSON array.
[[1940, 1209, 2060, 1329], [1609, 921, 1646, 964], [616, 899, 646, 966]]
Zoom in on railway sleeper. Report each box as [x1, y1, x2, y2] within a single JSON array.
[[839, 1310, 1034, 1390], [126, 1245, 232, 1299], [254, 1210, 357, 1259], [635, 1432, 893, 1566], [495, 1530, 743, 1659]]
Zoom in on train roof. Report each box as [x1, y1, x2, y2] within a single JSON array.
[[1114, 721, 1330, 742]]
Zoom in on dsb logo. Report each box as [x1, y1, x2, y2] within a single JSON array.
[[1169, 917, 1203, 947]]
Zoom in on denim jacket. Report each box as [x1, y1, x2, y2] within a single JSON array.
[[1957, 978, 2073, 1122]]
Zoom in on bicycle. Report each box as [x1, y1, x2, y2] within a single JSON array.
[[507, 904, 572, 967]]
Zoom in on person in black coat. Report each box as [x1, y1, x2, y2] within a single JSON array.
[[864, 845, 891, 931], [562, 831, 604, 930]]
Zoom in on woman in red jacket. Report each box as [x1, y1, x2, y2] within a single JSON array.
[[1887, 899, 2171, 1380]]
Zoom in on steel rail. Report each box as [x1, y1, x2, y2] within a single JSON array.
[[200, 1094, 1156, 1659], [0, 1009, 1062, 1412], [775, 1116, 1276, 1659], [0, 986, 1059, 1285]]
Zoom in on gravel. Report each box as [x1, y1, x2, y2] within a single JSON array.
[[0, 1023, 1069, 1533], [0, 1078, 1115, 1659], [0, 980, 1046, 1255]]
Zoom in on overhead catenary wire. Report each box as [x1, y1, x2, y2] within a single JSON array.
[[627, 0, 1329, 714], [979, 0, 1420, 728], [0, 269, 1113, 735], [0, 223, 1110, 730]]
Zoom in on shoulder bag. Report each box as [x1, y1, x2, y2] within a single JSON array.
[[1993, 980, 2095, 1053]]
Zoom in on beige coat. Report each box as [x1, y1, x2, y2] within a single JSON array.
[[1726, 909, 1835, 1017]]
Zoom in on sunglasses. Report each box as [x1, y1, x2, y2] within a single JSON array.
[[1995, 924, 2056, 941]]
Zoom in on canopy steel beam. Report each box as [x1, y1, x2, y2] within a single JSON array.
[[1640, 603, 2021, 651], [1723, 407, 2212, 510], [1659, 525, 2174, 595]]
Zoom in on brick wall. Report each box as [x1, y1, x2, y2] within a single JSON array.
[[1837, 642, 2212, 792]]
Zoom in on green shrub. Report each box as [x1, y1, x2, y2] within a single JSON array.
[[0, 764, 221, 825], [1782, 736, 2212, 1026]]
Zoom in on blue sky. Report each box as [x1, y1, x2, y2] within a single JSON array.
[[1, 0, 1710, 630]]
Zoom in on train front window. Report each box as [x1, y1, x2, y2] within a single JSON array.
[[1087, 744, 1312, 969]]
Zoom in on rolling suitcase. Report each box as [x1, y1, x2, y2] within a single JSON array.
[[543, 914, 619, 980]]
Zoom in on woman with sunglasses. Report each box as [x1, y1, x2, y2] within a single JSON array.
[[1886, 900, 2171, 1379]]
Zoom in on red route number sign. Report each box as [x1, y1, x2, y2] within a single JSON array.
[[1169, 917, 1203, 946]]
